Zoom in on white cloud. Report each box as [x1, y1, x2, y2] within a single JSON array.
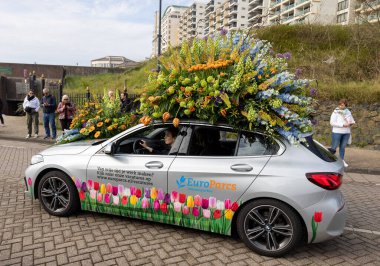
[[0, 0, 193, 66]]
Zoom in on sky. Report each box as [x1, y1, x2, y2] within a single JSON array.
[[0, 0, 197, 66]]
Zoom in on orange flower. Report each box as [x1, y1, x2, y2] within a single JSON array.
[[189, 107, 196, 113], [173, 118, 180, 128], [80, 128, 86, 134], [142, 116, 151, 126], [107, 126, 113, 131], [162, 112, 170, 122], [94, 131, 101, 138], [105, 118, 110, 123], [97, 122, 103, 127], [89, 126, 95, 133], [220, 109, 227, 117], [120, 125, 127, 130]]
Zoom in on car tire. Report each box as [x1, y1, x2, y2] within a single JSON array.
[[236, 199, 303, 257], [38, 171, 80, 217]]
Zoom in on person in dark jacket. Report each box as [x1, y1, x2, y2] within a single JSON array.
[[41, 88, 57, 139], [120, 92, 132, 113], [0, 97, 4, 127]]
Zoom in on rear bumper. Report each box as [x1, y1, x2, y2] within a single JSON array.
[[302, 190, 346, 243]]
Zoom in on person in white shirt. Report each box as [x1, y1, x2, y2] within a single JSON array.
[[329, 99, 355, 167], [23, 90, 40, 138]]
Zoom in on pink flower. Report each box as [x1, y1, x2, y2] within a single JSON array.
[[118, 184, 124, 194], [173, 202, 182, 212], [142, 198, 150, 208], [209, 197, 217, 208], [112, 195, 119, 205], [106, 183, 112, 193], [27, 178, 32, 186], [130, 186, 136, 196], [194, 195, 202, 206], [192, 207, 199, 217], [90, 189, 96, 199], [202, 209, 211, 219], [182, 206, 190, 215], [171, 191, 178, 202], [224, 199, 231, 209], [104, 194, 111, 204], [157, 189, 164, 200], [97, 193, 103, 202], [87, 179, 93, 189], [153, 200, 160, 211], [112, 186, 118, 196], [75, 178, 81, 189]]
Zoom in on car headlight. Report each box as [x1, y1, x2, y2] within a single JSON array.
[[31, 155, 44, 165]]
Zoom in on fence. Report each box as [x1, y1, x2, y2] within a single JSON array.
[[64, 93, 140, 108]]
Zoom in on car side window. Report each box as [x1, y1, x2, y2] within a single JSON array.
[[115, 125, 185, 155], [186, 126, 238, 156], [237, 132, 280, 156]]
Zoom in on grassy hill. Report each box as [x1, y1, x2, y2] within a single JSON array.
[[64, 24, 380, 103]]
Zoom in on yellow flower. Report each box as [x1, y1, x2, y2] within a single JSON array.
[[107, 126, 113, 131], [89, 126, 95, 132], [97, 109, 103, 115], [100, 184, 106, 195], [95, 115, 100, 119], [97, 122, 103, 127], [79, 114, 84, 117], [80, 128, 86, 134], [186, 196, 194, 208], [105, 118, 110, 123], [225, 209, 233, 220], [151, 187, 158, 200], [130, 195, 137, 205], [94, 131, 101, 138]]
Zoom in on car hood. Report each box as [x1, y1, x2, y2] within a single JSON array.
[[40, 139, 105, 156]]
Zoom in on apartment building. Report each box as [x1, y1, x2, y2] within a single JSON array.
[[152, 11, 159, 57], [179, 2, 206, 42], [336, 0, 357, 24], [205, 0, 224, 35], [248, 0, 270, 27], [265, 0, 338, 26], [161, 5, 188, 54], [355, 0, 380, 23]]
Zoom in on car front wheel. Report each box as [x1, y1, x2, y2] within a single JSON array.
[[38, 171, 79, 216], [236, 199, 303, 257]]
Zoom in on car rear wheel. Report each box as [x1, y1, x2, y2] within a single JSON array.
[[236, 199, 303, 257], [38, 171, 79, 216]]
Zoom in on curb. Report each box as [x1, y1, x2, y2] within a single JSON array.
[[0, 136, 54, 145], [345, 168, 380, 176]]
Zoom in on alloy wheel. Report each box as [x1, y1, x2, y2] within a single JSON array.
[[244, 205, 293, 252], [40, 176, 70, 213]]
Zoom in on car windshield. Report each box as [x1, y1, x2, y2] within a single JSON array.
[[302, 136, 337, 162]]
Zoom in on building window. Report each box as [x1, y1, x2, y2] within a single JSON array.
[[337, 0, 348, 11], [241, 16, 245, 18], [337, 12, 347, 23]]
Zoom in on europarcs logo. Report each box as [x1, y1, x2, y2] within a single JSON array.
[[176, 176, 236, 193]]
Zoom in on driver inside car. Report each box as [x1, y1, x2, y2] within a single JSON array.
[[139, 126, 179, 155]]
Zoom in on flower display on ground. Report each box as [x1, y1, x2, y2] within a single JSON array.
[[58, 32, 315, 145]]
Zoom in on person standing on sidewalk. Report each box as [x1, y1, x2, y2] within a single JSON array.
[[41, 88, 57, 139], [0, 97, 5, 127], [56, 95, 76, 131], [23, 90, 40, 138], [329, 99, 355, 167]]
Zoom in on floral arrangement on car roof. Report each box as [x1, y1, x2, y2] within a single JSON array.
[[139, 32, 315, 144], [57, 32, 315, 145]]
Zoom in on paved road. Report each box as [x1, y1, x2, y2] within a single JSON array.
[[0, 139, 379, 266]]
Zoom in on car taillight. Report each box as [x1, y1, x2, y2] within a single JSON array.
[[306, 173, 342, 190]]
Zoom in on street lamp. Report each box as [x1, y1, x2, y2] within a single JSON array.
[[157, 0, 163, 72]]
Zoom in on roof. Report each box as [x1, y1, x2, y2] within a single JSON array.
[[162, 5, 188, 17], [91, 56, 135, 63]]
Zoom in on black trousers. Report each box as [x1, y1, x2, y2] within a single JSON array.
[[59, 119, 72, 131], [0, 113, 3, 124]]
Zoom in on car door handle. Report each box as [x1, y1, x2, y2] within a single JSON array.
[[145, 161, 164, 169], [230, 164, 253, 172]]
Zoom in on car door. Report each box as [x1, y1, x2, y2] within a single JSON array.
[[85, 124, 185, 216], [167, 125, 277, 205]]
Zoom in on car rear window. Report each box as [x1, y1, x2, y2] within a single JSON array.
[[302, 136, 337, 162]]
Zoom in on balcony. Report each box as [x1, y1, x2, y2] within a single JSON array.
[[296, 8, 311, 17], [270, 0, 282, 8], [356, 0, 380, 13], [248, 13, 261, 22], [249, 5, 263, 13], [295, 0, 310, 8], [230, 0, 238, 8], [283, 3, 295, 11], [249, 0, 262, 7]]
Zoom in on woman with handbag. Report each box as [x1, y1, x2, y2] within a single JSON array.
[[23, 90, 40, 138], [56, 95, 76, 131], [329, 99, 355, 167]]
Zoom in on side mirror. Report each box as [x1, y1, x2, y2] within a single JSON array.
[[104, 143, 115, 155]]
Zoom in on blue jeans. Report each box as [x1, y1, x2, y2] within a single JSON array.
[[43, 112, 56, 138], [330, 133, 350, 160]]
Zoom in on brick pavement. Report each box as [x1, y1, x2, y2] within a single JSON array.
[[0, 139, 379, 265]]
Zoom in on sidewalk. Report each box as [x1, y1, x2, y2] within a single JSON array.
[[1, 114, 380, 174]]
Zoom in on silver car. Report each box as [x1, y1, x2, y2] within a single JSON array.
[[24, 121, 346, 257]]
